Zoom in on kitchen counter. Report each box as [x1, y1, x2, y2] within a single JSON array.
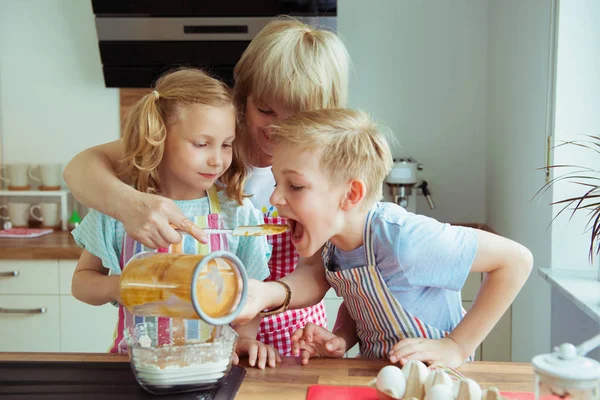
[[0, 353, 536, 399], [0, 231, 81, 260], [0, 223, 495, 261], [538, 268, 600, 324]]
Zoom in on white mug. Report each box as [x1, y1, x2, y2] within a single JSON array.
[[30, 203, 60, 228], [29, 164, 63, 189], [0, 203, 36, 227], [0, 164, 31, 188]]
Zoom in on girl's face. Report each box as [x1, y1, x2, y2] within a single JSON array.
[[159, 103, 236, 200], [244, 94, 293, 167]]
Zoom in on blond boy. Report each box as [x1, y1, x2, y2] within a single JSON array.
[[260, 108, 533, 367]]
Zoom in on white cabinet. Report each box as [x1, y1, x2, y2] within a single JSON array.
[[0, 260, 61, 352], [58, 260, 118, 353], [462, 272, 512, 362], [0, 260, 118, 353], [0, 294, 60, 352]]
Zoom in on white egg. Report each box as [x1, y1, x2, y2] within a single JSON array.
[[424, 384, 455, 400], [376, 365, 406, 400], [424, 370, 453, 393], [402, 360, 430, 399], [453, 378, 482, 400]]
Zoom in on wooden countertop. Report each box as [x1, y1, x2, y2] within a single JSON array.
[[0, 353, 535, 399], [0, 223, 495, 261], [0, 231, 81, 260]]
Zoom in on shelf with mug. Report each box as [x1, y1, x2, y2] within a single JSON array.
[[0, 189, 69, 231]]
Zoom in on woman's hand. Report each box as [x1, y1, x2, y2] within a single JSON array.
[[234, 338, 281, 369], [291, 323, 347, 365], [388, 337, 465, 368], [123, 191, 208, 248]]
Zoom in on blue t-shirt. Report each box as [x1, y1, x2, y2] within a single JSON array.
[[72, 190, 271, 282], [327, 202, 478, 332]]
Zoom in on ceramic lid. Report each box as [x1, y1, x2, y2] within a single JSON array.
[[532, 343, 600, 383]]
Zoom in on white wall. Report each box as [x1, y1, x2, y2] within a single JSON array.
[[552, 0, 600, 270], [338, 0, 488, 224], [550, 0, 600, 359], [486, 0, 554, 361], [0, 0, 119, 166]]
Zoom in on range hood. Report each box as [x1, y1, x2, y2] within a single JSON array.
[[92, 1, 337, 88]]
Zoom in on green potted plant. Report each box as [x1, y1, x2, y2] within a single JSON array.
[[537, 135, 600, 277]]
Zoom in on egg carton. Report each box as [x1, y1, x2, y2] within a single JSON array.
[[370, 361, 508, 400]]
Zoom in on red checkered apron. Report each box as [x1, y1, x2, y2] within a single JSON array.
[[256, 216, 328, 356]]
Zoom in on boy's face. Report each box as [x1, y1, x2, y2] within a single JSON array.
[[245, 94, 293, 165], [270, 142, 348, 257]]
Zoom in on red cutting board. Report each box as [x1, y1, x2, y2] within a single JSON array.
[[306, 385, 538, 400]]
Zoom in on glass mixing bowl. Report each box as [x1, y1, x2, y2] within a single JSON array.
[[124, 321, 237, 395]]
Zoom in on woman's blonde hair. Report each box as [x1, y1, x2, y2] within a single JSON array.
[[119, 67, 247, 204], [269, 109, 393, 208], [233, 17, 350, 114]]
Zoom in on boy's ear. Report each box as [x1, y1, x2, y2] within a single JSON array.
[[340, 179, 367, 211]]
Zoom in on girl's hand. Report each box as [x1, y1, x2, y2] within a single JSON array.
[[389, 337, 465, 368], [234, 338, 281, 369], [291, 323, 346, 365], [123, 191, 208, 248]]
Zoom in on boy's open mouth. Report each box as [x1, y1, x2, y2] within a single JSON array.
[[288, 219, 304, 243]]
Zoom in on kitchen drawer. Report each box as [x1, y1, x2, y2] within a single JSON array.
[[0, 260, 59, 295], [462, 272, 482, 302], [0, 294, 60, 352], [60, 296, 118, 352], [58, 260, 78, 295]]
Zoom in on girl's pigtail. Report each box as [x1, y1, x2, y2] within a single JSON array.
[[119, 91, 167, 193]]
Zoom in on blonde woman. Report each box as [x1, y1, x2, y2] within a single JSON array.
[[70, 68, 271, 353], [64, 18, 350, 368]]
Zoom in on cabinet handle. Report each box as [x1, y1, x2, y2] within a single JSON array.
[[0, 307, 46, 314], [0, 271, 19, 277]]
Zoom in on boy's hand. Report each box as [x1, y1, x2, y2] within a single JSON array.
[[232, 280, 267, 325], [234, 338, 281, 369], [388, 337, 465, 368], [291, 323, 346, 365]]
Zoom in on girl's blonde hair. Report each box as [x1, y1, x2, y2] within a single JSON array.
[[120, 67, 247, 204], [233, 17, 350, 114], [269, 109, 393, 208]]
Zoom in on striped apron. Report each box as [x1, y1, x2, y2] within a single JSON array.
[[109, 186, 228, 353], [322, 208, 472, 360]]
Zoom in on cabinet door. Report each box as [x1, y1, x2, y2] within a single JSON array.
[[462, 300, 482, 361], [59, 296, 118, 352], [0, 260, 59, 295], [480, 306, 512, 362], [0, 295, 60, 352], [462, 272, 482, 302]]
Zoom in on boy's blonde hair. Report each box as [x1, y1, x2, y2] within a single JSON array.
[[270, 109, 394, 208], [233, 17, 350, 113], [120, 68, 247, 204]]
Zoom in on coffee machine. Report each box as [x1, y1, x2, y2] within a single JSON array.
[[385, 158, 436, 213]]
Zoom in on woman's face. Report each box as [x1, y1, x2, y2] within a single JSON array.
[[244, 94, 293, 167]]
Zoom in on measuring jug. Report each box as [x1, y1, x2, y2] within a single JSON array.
[[120, 250, 248, 325]]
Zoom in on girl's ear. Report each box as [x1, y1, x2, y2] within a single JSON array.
[[340, 179, 367, 211]]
